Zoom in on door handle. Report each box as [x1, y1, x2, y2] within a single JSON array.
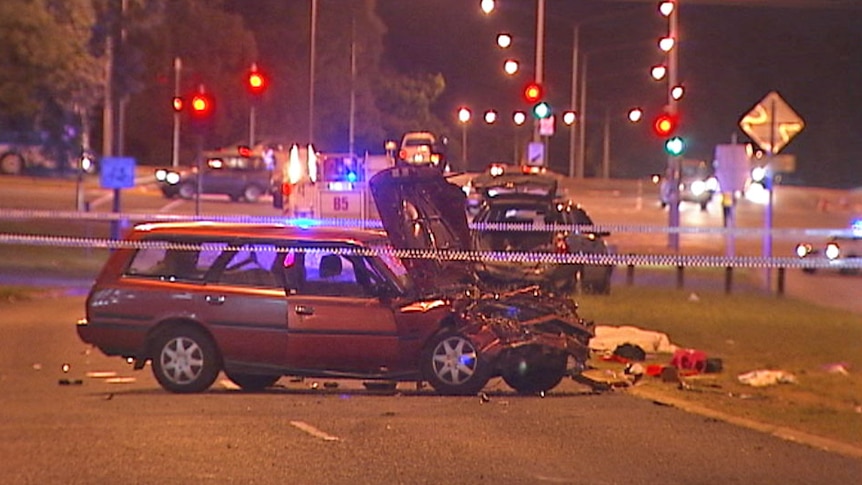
[[205, 295, 226, 305], [294, 305, 314, 315]]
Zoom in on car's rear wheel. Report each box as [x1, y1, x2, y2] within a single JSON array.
[[151, 326, 220, 393], [0, 153, 24, 175], [421, 330, 491, 396], [224, 372, 280, 391], [178, 182, 196, 199], [242, 184, 263, 203], [501, 347, 567, 395]]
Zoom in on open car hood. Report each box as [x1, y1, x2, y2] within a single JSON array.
[[369, 166, 475, 293]]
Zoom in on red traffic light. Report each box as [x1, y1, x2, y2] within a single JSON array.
[[247, 63, 267, 95], [653, 113, 678, 137], [190, 93, 213, 117], [172, 96, 183, 112], [523, 82, 543, 103]]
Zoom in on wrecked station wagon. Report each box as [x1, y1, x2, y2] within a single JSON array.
[[76, 166, 594, 395]]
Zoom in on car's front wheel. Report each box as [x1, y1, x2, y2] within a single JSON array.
[[151, 326, 220, 393], [501, 348, 567, 395], [224, 372, 280, 391], [421, 330, 491, 396]]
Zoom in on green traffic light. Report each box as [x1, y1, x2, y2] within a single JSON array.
[[664, 136, 685, 156], [532, 101, 551, 119]]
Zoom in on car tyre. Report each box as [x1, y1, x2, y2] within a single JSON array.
[[501, 348, 567, 395], [0, 153, 24, 175], [151, 326, 220, 393], [224, 372, 280, 391], [242, 184, 263, 203], [421, 330, 491, 396], [178, 182, 196, 199]]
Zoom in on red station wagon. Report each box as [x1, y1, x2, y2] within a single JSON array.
[[76, 166, 594, 395]]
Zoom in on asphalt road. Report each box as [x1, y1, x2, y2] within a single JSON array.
[[1, 295, 860, 484]]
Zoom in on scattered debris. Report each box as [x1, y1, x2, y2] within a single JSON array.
[[61, 363, 70, 373], [737, 369, 797, 387], [32, 363, 42, 371], [58, 379, 83, 386], [479, 392, 490, 403], [688, 292, 700, 302], [821, 362, 851, 376]]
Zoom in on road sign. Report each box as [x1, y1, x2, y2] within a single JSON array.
[[526, 142, 544, 166], [100, 157, 136, 189], [739, 91, 804, 154]]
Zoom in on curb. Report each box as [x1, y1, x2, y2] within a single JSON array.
[[626, 385, 862, 460]]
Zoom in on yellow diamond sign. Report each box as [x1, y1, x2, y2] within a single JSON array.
[[739, 91, 805, 154]]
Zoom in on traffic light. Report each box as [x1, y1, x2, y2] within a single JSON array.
[[172, 96, 183, 113], [653, 113, 678, 137], [190, 92, 213, 118], [523, 82, 543, 104], [247, 63, 267, 97], [532, 101, 551, 119], [664, 136, 685, 156]]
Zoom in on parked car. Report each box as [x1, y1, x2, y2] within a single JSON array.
[[397, 131, 446, 169], [795, 218, 862, 275], [470, 173, 613, 294], [76, 165, 594, 396], [155, 147, 272, 202]]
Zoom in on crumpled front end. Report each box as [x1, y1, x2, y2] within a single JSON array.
[[457, 285, 594, 375]]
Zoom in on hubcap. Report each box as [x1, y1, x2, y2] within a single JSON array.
[[160, 336, 204, 385], [431, 336, 477, 385]]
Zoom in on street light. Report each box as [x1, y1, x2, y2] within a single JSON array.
[[562, 111, 577, 126], [458, 107, 472, 167], [628, 107, 643, 123], [496, 33, 512, 48], [504, 59, 519, 75], [484, 110, 498, 124]]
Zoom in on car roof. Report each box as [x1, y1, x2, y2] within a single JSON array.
[[128, 221, 389, 245]]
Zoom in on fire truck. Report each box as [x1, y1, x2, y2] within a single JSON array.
[[272, 144, 394, 222]]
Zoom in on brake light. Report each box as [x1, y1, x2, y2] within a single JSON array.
[[399, 149, 407, 160]]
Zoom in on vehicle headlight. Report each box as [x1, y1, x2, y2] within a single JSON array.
[[825, 242, 841, 260], [795, 243, 812, 258], [165, 172, 181, 185], [155, 169, 167, 181], [690, 180, 706, 196]]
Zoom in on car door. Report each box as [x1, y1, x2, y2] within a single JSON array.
[[199, 240, 289, 368], [283, 246, 402, 374]]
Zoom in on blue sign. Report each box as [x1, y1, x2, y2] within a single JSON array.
[[100, 157, 136, 189]]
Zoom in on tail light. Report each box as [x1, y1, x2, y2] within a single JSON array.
[[825, 242, 841, 260], [398, 149, 407, 160]]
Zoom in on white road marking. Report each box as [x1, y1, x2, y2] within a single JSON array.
[[160, 199, 186, 212], [290, 421, 341, 442], [89, 192, 114, 210], [104, 377, 136, 384], [85, 371, 118, 378]]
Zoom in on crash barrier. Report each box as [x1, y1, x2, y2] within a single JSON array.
[[1, 209, 859, 295]]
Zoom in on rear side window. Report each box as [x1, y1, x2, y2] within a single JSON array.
[[125, 244, 224, 282]]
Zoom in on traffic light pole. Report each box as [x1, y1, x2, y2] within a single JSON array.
[[667, 3, 681, 252]]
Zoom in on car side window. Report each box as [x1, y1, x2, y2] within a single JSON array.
[[302, 252, 367, 297], [126, 244, 222, 282], [216, 243, 281, 289]]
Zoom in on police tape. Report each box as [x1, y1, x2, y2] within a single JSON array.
[[0, 231, 859, 270], [0, 208, 854, 237]]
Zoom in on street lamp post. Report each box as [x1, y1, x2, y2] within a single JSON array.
[[458, 107, 472, 168], [171, 57, 181, 168]]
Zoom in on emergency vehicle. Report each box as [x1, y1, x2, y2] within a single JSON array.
[[272, 144, 394, 222]]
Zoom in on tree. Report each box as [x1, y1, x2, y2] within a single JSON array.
[[0, 0, 103, 132]]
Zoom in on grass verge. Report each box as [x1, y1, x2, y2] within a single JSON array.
[[577, 285, 862, 447]]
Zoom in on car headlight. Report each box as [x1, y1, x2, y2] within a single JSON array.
[[825, 243, 841, 260], [795, 243, 812, 258], [706, 176, 720, 192], [155, 169, 167, 181], [690, 180, 706, 196], [165, 172, 181, 185]]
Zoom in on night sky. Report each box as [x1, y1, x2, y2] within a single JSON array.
[[376, 0, 862, 188]]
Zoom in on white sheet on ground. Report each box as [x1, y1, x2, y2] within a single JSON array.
[[590, 325, 679, 354]]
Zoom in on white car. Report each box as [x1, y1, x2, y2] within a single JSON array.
[[397, 132, 443, 168]]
